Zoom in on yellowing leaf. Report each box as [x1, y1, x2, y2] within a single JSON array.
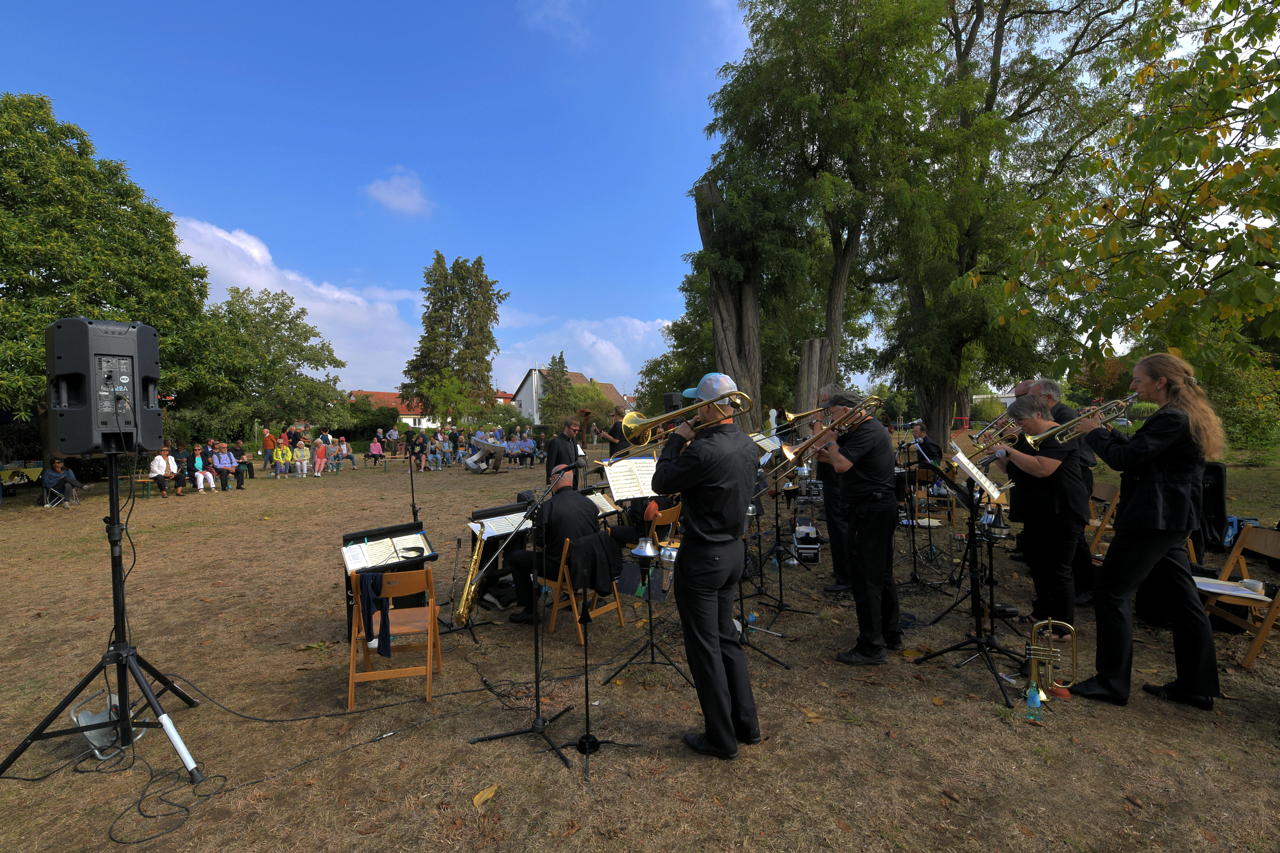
[[472, 783, 499, 809], [931, 696, 946, 706]]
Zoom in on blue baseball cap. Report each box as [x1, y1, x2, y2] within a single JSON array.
[[683, 372, 738, 402]]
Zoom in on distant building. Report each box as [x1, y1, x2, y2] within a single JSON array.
[[510, 368, 628, 425], [347, 390, 438, 430], [494, 390, 515, 407]]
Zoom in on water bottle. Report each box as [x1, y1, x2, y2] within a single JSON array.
[[1025, 682, 1042, 722]]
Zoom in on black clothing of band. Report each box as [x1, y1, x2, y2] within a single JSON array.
[[816, 462, 850, 584], [836, 419, 901, 656], [1005, 435, 1087, 626], [607, 421, 630, 457], [1048, 400, 1097, 595], [652, 422, 759, 754], [505, 486, 601, 610], [914, 437, 942, 464], [545, 433, 580, 490], [1082, 407, 1217, 701]]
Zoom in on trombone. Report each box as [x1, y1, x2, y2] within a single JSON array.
[[620, 391, 754, 446], [1025, 393, 1138, 450], [770, 396, 883, 481]]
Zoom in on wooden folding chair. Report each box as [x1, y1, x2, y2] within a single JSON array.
[[540, 539, 625, 645], [347, 567, 443, 709], [1196, 525, 1280, 668], [1087, 482, 1120, 554], [648, 504, 682, 597]]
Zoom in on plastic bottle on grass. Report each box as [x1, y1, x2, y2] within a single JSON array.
[[1025, 682, 1042, 722]]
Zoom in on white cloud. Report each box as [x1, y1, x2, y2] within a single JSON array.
[[175, 217, 419, 392], [363, 166, 433, 216], [491, 315, 669, 395], [519, 0, 589, 45]]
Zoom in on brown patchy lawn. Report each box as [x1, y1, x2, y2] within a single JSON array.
[[0, 454, 1277, 851]]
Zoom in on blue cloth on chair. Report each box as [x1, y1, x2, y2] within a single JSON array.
[[359, 572, 392, 657]]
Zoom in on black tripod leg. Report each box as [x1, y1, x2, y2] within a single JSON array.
[[132, 654, 199, 708], [0, 659, 107, 777], [601, 642, 650, 685], [651, 643, 695, 688], [125, 656, 205, 782]]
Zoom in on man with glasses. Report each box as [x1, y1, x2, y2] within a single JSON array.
[[545, 417, 583, 490]]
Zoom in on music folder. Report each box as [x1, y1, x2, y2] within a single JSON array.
[[601, 457, 658, 500]]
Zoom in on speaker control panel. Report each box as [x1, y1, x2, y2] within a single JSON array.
[[96, 355, 134, 415]]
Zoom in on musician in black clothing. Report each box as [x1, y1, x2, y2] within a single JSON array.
[[816, 392, 902, 666], [1070, 353, 1224, 710], [651, 372, 760, 760], [544, 417, 582, 490], [815, 386, 851, 594], [1031, 379, 1099, 600], [909, 421, 943, 464], [598, 407, 631, 458], [504, 464, 601, 624], [990, 395, 1088, 631]]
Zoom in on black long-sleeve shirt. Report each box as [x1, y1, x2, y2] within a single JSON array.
[[545, 432, 580, 489], [1085, 407, 1203, 531], [651, 422, 757, 546]]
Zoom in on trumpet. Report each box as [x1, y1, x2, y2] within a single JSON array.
[[621, 391, 753, 446], [774, 396, 883, 477], [1025, 393, 1138, 449]]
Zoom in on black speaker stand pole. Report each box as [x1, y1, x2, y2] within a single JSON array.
[[0, 454, 204, 782]]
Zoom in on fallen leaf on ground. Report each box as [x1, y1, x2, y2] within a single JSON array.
[[559, 820, 580, 838], [1016, 824, 1035, 837], [1150, 748, 1178, 758], [931, 696, 946, 706], [901, 649, 924, 659], [833, 818, 853, 832], [472, 783, 499, 808], [1123, 794, 1143, 809], [942, 790, 961, 803]]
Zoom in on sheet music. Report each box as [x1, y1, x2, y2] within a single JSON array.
[[586, 491, 620, 517], [949, 441, 1002, 502], [341, 531, 431, 573], [751, 433, 782, 453], [603, 457, 658, 500], [467, 512, 532, 539]]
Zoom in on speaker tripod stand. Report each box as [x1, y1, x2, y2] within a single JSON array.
[[0, 454, 204, 782]]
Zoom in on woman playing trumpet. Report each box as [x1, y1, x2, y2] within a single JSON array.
[[1069, 353, 1225, 710]]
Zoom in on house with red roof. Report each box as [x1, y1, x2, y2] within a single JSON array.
[[346, 390, 438, 430], [510, 368, 628, 425]]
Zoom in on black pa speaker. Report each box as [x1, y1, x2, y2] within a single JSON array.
[[45, 318, 162, 454]]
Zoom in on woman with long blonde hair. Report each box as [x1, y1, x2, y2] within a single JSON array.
[[1070, 353, 1225, 711]]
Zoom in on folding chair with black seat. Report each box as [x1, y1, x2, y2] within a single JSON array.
[[1195, 525, 1280, 668], [347, 566, 442, 709], [540, 536, 625, 645]]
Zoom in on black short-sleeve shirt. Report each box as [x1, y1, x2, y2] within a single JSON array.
[[835, 418, 896, 504], [1006, 434, 1088, 526]]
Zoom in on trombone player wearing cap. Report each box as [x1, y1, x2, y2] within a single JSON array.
[[651, 372, 761, 760]]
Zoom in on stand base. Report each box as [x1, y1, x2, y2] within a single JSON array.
[[602, 640, 694, 688], [470, 705, 574, 768], [914, 635, 1022, 708], [0, 644, 203, 782]]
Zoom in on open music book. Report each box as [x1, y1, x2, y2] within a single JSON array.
[[949, 441, 1003, 502], [341, 531, 431, 573], [603, 457, 658, 500], [466, 513, 533, 539], [751, 432, 782, 453], [586, 491, 621, 517]]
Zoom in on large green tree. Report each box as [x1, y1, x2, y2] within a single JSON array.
[[0, 93, 209, 415], [400, 251, 508, 417], [165, 286, 346, 440], [538, 351, 575, 426], [1023, 0, 1280, 367]]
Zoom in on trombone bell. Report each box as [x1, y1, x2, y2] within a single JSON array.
[[621, 391, 753, 445]]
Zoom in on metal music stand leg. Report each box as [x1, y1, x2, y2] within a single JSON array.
[[914, 480, 1022, 707], [762, 489, 815, 630], [601, 561, 693, 688], [737, 571, 789, 669]]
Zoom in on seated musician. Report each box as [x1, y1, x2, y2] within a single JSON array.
[[504, 463, 603, 624], [909, 421, 943, 463]]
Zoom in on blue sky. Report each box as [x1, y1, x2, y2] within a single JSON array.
[[5, 1, 749, 396]]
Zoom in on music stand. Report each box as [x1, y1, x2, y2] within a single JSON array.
[[913, 445, 1022, 707], [601, 540, 694, 688], [762, 471, 816, 629], [469, 478, 573, 768]]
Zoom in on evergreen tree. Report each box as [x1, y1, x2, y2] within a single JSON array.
[[400, 251, 508, 417], [538, 351, 575, 426]]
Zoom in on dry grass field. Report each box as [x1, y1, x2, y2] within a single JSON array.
[[0, 454, 1277, 851]]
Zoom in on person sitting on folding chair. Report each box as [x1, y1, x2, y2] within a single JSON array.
[[40, 457, 86, 507]]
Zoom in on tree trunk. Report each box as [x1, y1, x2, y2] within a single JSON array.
[[695, 181, 763, 432], [794, 338, 827, 414]]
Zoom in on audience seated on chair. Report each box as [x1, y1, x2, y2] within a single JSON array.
[[40, 457, 86, 506]]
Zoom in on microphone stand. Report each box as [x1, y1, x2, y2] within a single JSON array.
[[469, 478, 573, 768]]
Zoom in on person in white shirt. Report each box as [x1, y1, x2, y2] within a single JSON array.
[[149, 447, 186, 497]]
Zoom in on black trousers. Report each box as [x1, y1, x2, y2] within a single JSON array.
[[504, 549, 545, 611], [674, 540, 759, 754], [1091, 528, 1219, 701], [215, 467, 244, 490], [845, 499, 901, 655], [822, 489, 850, 583], [1023, 516, 1082, 627], [1071, 467, 1095, 594], [151, 473, 185, 493]]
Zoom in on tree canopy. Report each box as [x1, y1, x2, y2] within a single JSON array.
[[538, 351, 575, 426], [400, 251, 508, 418], [0, 93, 209, 416]]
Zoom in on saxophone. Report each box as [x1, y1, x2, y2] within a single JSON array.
[[453, 524, 487, 626]]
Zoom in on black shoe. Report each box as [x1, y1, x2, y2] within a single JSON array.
[[236, 485, 245, 490], [682, 732, 737, 760], [885, 636, 905, 651], [1069, 676, 1127, 706], [736, 730, 762, 745], [509, 610, 539, 625], [823, 582, 851, 594], [835, 649, 887, 666], [1142, 682, 1214, 711]]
